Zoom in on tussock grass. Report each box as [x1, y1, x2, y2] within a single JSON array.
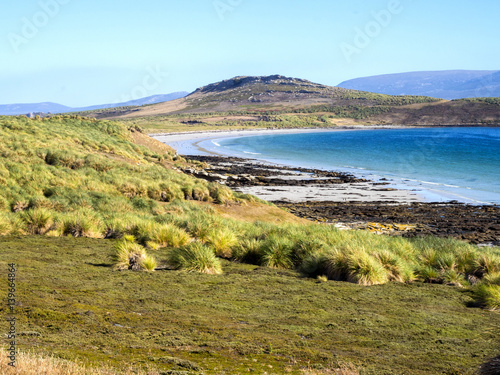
[[1, 236, 500, 374], [205, 227, 238, 258], [167, 242, 222, 274], [260, 235, 294, 269], [0, 212, 15, 235], [114, 240, 156, 271], [346, 250, 389, 286], [373, 250, 407, 282], [20, 208, 54, 235], [475, 284, 500, 310], [1, 115, 499, 309], [60, 209, 104, 238], [232, 238, 263, 264], [154, 223, 191, 248]]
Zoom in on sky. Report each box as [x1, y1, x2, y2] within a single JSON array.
[[1, 0, 499, 107]]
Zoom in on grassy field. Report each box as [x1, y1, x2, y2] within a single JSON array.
[[1, 236, 499, 375], [1, 115, 499, 374]]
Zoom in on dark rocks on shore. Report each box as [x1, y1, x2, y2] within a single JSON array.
[[276, 201, 500, 244], [182, 154, 499, 245], [183, 155, 367, 187]]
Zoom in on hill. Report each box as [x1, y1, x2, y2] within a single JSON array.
[[0, 115, 499, 373], [338, 70, 500, 99], [77, 75, 500, 131], [0, 92, 188, 116]]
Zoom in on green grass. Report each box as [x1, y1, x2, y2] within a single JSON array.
[[166, 241, 223, 274], [1, 236, 499, 374], [1, 114, 500, 373]]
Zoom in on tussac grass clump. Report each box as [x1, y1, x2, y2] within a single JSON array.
[[167, 242, 222, 274], [114, 240, 157, 271]]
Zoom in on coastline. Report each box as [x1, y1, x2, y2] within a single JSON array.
[[152, 125, 418, 156], [153, 127, 498, 205], [153, 129, 499, 244]]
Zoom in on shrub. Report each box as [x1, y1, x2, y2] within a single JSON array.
[[167, 242, 222, 274], [21, 208, 54, 235]]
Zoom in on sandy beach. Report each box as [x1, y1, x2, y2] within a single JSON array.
[[152, 126, 409, 157], [152, 131, 499, 244], [153, 127, 429, 203]]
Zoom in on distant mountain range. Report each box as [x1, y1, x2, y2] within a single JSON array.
[[337, 70, 500, 100], [0, 92, 189, 116]]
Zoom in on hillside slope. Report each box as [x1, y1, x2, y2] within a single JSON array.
[[1, 115, 499, 373], [80, 75, 500, 128]]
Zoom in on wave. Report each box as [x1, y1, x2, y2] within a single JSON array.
[[243, 151, 262, 155], [211, 141, 221, 147]]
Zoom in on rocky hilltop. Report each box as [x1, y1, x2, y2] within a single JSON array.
[[76, 75, 500, 126]]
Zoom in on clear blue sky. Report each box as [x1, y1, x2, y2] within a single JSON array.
[[1, 0, 499, 106]]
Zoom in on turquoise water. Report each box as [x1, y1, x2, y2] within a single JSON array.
[[199, 127, 500, 204]]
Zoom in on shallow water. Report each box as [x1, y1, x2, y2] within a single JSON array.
[[199, 127, 500, 204]]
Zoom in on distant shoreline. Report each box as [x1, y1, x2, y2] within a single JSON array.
[[152, 125, 418, 156], [153, 126, 499, 206]]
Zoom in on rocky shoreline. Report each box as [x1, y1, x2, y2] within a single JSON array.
[[183, 155, 500, 245]]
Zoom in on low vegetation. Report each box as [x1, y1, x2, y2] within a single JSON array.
[[1, 236, 499, 374], [0, 115, 499, 373], [0, 349, 160, 374]]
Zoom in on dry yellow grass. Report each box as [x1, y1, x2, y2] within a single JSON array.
[[301, 363, 360, 375], [0, 349, 159, 375], [213, 201, 310, 224]]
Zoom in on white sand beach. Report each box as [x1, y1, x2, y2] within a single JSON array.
[[152, 128, 428, 203]]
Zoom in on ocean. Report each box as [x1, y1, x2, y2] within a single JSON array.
[[197, 127, 500, 205]]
